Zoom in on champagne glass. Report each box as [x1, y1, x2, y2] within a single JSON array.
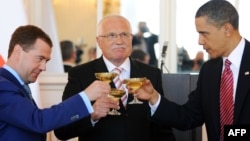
[[95, 72, 117, 84], [95, 72, 122, 115], [108, 89, 126, 115], [123, 77, 146, 104]]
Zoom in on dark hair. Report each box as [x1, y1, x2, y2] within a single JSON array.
[[8, 25, 53, 58], [60, 40, 75, 61], [131, 49, 148, 62], [195, 0, 239, 29]]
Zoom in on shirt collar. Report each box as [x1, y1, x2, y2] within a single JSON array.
[[3, 64, 25, 85], [102, 56, 130, 73], [224, 37, 245, 68]]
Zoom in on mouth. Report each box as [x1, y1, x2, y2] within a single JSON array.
[[114, 46, 125, 49], [203, 47, 208, 52], [113, 47, 125, 52], [32, 71, 40, 78]]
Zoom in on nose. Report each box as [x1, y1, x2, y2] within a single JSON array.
[[198, 35, 205, 45], [39, 60, 47, 71], [114, 34, 124, 42]]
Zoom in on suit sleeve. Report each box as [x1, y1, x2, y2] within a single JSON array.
[[54, 68, 96, 140], [0, 82, 90, 133], [148, 68, 176, 141]]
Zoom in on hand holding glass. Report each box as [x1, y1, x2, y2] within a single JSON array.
[[123, 77, 146, 104], [108, 89, 126, 115], [95, 72, 123, 115]]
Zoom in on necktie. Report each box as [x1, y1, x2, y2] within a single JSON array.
[[113, 67, 123, 89], [112, 67, 127, 107], [220, 59, 234, 141], [23, 84, 33, 102]]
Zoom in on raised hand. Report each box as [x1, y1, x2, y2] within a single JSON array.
[[84, 80, 111, 101], [127, 79, 159, 105], [91, 96, 120, 121]]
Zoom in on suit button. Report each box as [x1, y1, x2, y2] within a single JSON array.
[[70, 114, 80, 121]]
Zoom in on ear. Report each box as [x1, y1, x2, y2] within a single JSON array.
[[72, 51, 77, 59], [223, 23, 233, 36], [12, 44, 22, 56], [96, 37, 102, 49]]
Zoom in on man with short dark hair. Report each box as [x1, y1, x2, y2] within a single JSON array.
[[0, 25, 117, 141]]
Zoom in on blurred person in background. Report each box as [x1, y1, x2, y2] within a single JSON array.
[[60, 40, 77, 72], [131, 49, 150, 64], [132, 22, 158, 67]]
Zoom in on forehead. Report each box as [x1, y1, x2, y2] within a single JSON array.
[[32, 39, 52, 58], [195, 16, 215, 31], [99, 17, 132, 34]]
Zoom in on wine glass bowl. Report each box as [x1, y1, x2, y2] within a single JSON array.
[[95, 72, 118, 83], [108, 89, 126, 115], [95, 72, 124, 115], [110, 89, 126, 99], [123, 77, 146, 104]]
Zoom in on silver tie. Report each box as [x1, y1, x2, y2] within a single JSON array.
[[23, 84, 33, 101]]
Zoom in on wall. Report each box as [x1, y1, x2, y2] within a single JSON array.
[[52, 0, 97, 64]]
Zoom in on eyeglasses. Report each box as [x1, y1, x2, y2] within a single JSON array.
[[98, 32, 132, 41]]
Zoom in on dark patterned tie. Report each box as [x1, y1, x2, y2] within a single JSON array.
[[220, 59, 234, 141]]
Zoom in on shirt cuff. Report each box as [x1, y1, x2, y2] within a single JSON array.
[[149, 93, 161, 116], [79, 91, 94, 113], [90, 119, 99, 127]]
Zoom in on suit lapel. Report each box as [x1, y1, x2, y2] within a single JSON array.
[[0, 68, 37, 106], [234, 40, 250, 123], [207, 58, 223, 135], [130, 58, 144, 78], [94, 57, 116, 88], [128, 59, 143, 102]]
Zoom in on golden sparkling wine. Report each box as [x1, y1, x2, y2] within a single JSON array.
[[95, 72, 117, 83], [110, 89, 126, 99], [123, 77, 146, 90], [123, 77, 146, 104], [126, 81, 143, 90], [95, 72, 124, 115]]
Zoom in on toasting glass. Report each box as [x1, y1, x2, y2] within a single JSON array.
[[95, 72, 124, 115], [123, 77, 146, 104]]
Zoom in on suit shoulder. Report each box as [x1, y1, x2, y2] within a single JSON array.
[[203, 58, 221, 67], [0, 76, 19, 92], [68, 59, 99, 73], [133, 60, 160, 72]]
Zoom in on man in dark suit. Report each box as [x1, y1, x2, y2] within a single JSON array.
[[0, 25, 116, 141], [130, 1, 250, 141], [132, 22, 158, 67], [54, 15, 175, 141], [60, 40, 77, 72]]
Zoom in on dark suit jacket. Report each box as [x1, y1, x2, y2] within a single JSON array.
[[54, 57, 175, 141], [64, 64, 73, 73], [152, 39, 250, 141], [0, 68, 90, 141]]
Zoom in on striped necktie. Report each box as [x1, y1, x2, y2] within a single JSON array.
[[112, 67, 127, 107], [113, 67, 123, 89], [220, 59, 234, 141]]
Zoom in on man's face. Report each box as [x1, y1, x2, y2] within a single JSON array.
[[16, 39, 51, 83], [195, 16, 229, 58], [97, 17, 133, 65]]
